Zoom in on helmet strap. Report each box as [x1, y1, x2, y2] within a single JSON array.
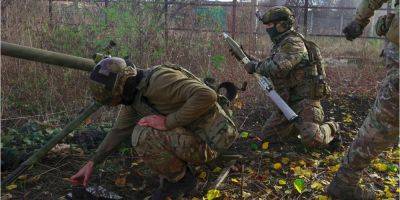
[[121, 69, 144, 105]]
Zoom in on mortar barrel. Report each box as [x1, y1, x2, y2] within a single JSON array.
[[1, 41, 95, 71]]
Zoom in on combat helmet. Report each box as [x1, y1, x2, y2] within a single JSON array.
[[259, 6, 295, 28], [89, 57, 137, 106]]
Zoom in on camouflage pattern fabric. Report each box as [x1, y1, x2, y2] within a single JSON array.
[[255, 30, 338, 146], [133, 125, 218, 182], [335, 67, 399, 186], [263, 99, 338, 146], [330, 0, 399, 192]]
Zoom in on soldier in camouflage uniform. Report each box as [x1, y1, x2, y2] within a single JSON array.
[[234, 6, 340, 147], [70, 57, 238, 199], [327, 0, 399, 199]]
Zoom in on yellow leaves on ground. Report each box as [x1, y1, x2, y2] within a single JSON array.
[[198, 171, 207, 180], [311, 181, 324, 191], [328, 164, 340, 173], [18, 175, 28, 180], [273, 163, 282, 170], [230, 178, 240, 185], [212, 167, 222, 173], [292, 166, 312, 178], [385, 177, 397, 187], [6, 184, 17, 191], [343, 113, 353, 124], [242, 191, 251, 198], [298, 160, 307, 167], [373, 163, 388, 172], [261, 142, 269, 150], [315, 195, 329, 200], [278, 179, 287, 185], [384, 186, 395, 198], [206, 189, 221, 200], [281, 157, 290, 165]]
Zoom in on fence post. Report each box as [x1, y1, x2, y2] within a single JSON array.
[[232, 0, 237, 38], [164, 0, 169, 60], [303, 0, 309, 36], [48, 0, 53, 27], [251, 0, 257, 53]]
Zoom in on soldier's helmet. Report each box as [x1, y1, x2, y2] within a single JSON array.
[[89, 57, 137, 106], [260, 6, 295, 27]]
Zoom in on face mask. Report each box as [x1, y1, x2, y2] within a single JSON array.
[[266, 26, 280, 40]]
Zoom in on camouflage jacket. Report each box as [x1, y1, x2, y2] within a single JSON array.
[[255, 30, 319, 103], [91, 65, 237, 163]]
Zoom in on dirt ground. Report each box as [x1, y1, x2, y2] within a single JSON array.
[[2, 93, 399, 200]]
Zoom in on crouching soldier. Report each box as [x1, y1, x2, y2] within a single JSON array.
[[233, 6, 340, 147], [70, 58, 238, 199]]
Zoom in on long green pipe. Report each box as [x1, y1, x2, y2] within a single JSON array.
[[4, 101, 103, 186], [1, 41, 95, 71]]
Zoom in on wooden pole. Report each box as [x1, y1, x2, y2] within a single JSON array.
[[4, 102, 102, 186]]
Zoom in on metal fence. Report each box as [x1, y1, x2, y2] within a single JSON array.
[[48, 0, 394, 39]]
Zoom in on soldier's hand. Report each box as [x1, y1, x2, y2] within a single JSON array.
[[343, 21, 364, 41], [244, 61, 257, 74], [138, 115, 167, 130], [70, 161, 94, 187]]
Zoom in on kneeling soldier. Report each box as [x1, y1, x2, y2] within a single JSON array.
[[70, 58, 238, 199]]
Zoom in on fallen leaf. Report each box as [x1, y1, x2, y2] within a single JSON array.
[[293, 178, 305, 193], [206, 189, 221, 200], [281, 157, 290, 165], [384, 177, 397, 187], [278, 179, 286, 185], [198, 171, 207, 180], [114, 176, 126, 187], [315, 195, 328, 200], [240, 131, 249, 139], [311, 152, 321, 158], [292, 166, 312, 178], [250, 143, 258, 151], [6, 184, 17, 191], [388, 164, 398, 172], [261, 142, 269, 150], [343, 113, 353, 124], [212, 167, 222, 173], [299, 160, 306, 166], [311, 181, 324, 191], [373, 163, 388, 172], [231, 178, 240, 185], [384, 186, 394, 198], [233, 99, 244, 109], [273, 185, 282, 191], [242, 191, 251, 198], [273, 163, 282, 170], [18, 175, 28, 180], [329, 164, 340, 173], [191, 197, 200, 200]]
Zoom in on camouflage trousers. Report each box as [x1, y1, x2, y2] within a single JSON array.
[[335, 67, 399, 185], [262, 99, 339, 147], [132, 126, 218, 182]]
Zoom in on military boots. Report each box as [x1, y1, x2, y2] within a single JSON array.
[[327, 172, 376, 200], [151, 168, 197, 200]]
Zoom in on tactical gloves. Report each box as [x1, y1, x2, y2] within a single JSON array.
[[343, 21, 365, 41]]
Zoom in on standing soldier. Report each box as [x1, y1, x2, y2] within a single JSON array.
[[70, 58, 238, 199], [232, 6, 340, 147], [327, 0, 399, 199]]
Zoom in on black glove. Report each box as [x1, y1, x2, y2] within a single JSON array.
[[343, 21, 365, 41], [244, 61, 258, 74]]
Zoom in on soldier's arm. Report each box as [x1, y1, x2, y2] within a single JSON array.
[[355, 0, 388, 26], [255, 37, 308, 77], [90, 106, 138, 164]]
